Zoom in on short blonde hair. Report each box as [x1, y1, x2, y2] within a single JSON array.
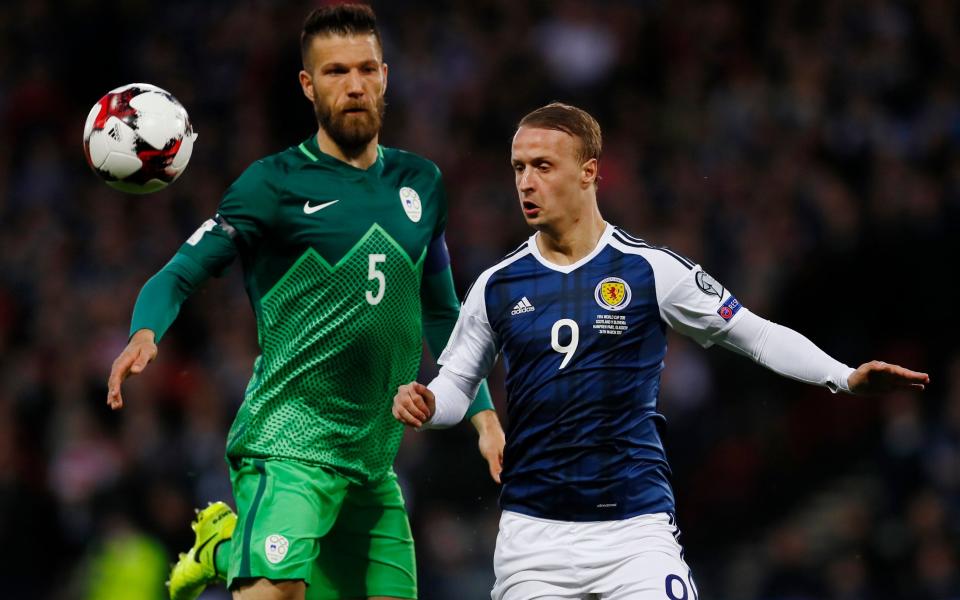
[[517, 102, 602, 163]]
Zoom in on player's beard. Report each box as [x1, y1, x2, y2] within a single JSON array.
[[315, 95, 385, 159]]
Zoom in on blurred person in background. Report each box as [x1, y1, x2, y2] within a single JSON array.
[[393, 102, 929, 599], [104, 4, 503, 600]]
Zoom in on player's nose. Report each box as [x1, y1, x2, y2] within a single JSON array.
[[345, 70, 365, 95], [517, 167, 535, 191]]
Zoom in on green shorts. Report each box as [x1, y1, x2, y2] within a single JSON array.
[[227, 457, 416, 599]]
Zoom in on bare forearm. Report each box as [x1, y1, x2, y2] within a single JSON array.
[[470, 408, 501, 435]]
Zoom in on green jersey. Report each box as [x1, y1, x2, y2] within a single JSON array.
[[130, 135, 493, 481]]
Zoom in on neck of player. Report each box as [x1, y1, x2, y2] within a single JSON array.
[[535, 203, 606, 266], [316, 130, 380, 170]]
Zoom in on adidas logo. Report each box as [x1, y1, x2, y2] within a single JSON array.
[[510, 296, 535, 315]]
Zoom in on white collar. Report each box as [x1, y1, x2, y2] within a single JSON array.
[[527, 223, 614, 273]]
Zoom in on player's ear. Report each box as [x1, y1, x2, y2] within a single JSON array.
[[381, 62, 389, 95], [299, 70, 315, 102], [581, 158, 598, 188]]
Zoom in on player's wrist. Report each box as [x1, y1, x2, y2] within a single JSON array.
[[470, 409, 501, 435], [839, 366, 856, 394], [130, 328, 157, 344]]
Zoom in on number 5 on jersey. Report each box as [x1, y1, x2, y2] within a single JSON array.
[[366, 254, 386, 305]]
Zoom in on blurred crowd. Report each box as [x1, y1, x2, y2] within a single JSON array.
[[2, 0, 959, 598]]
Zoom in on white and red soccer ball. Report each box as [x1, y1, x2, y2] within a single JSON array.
[[83, 83, 196, 194]]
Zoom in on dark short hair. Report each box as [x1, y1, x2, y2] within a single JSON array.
[[518, 102, 602, 163], [300, 3, 382, 68]]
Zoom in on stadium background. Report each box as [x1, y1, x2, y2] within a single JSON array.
[[2, 0, 958, 598]]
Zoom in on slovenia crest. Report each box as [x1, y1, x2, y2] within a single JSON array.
[[399, 187, 422, 222], [264, 534, 289, 564]]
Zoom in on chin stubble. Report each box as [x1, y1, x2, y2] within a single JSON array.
[[315, 95, 386, 159]]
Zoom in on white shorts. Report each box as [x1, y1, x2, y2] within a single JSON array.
[[491, 511, 698, 600]]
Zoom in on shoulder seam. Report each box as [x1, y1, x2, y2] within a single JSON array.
[[501, 240, 528, 261], [381, 146, 439, 171], [486, 244, 532, 279], [611, 232, 695, 270], [614, 227, 648, 245]]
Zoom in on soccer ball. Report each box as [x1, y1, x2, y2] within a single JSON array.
[[82, 83, 197, 194]]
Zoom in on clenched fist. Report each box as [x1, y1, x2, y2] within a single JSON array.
[[392, 381, 435, 428]]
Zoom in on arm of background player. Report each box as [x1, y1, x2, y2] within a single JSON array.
[[420, 232, 496, 421]]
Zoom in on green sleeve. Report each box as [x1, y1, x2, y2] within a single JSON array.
[[421, 265, 495, 418], [131, 159, 276, 341], [178, 160, 276, 268], [129, 253, 215, 342]]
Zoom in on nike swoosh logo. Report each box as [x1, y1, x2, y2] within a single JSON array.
[[194, 534, 218, 562], [304, 199, 339, 214]]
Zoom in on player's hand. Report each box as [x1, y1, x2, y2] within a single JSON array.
[[393, 381, 435, 428], [847, 360, 929, 395], [106, 329, 158, 410], [473, 410, 505, 484]]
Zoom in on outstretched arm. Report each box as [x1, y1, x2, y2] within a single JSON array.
[[106, 252, 215, 409], [650, 261, 928, 394], [108, 162, 273, 409], [847, 360, 928, 394], [106, 213, 244, 409], [715, 310, 928, 394]]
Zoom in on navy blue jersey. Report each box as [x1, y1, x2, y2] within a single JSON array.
[[438, 224, 746, 521]]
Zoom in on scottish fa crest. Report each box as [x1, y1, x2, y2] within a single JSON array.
[[399, 187, 422, 222], [595, 277, 631, 311]]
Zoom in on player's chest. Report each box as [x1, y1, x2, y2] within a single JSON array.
[[489, 265, 662, 357], [275, 176, 433, 262]]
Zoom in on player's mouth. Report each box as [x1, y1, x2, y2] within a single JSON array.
[[342, 106, 368, 115], [522, 200, 541, 218]]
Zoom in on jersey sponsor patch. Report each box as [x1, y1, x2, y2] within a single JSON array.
[[264, 534, 289, 564], [695, 271, 724, 299], [594, 277, 631, 311], [717, 295, 742, 321], [399, 187, 422, 222]]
